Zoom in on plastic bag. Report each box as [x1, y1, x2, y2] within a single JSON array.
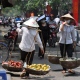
[[23, 62, 27, 68]]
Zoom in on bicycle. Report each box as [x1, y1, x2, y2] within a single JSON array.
[[0, 36, 15, 64], [0, 30, 16, 63], [0, 40, 9, 63], [4, 33, 16, 59], [0, 24, 20, 63]]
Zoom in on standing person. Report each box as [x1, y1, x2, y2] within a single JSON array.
[[37, 15, 50, 59], [15, 16, 21, 22], [59, 14, 76, 73], [47, 14, 58, 47], [16, 18, 44, 79]]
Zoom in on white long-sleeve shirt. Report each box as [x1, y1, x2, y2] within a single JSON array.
[[16, 27, 43, 52], [59, 24, 76, 44]]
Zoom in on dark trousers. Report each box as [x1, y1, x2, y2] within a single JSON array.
[[38, 38, 47, 58], [59, 43, 73, 70], [20, 50, 35, 76], [14, 34, 18, 49]]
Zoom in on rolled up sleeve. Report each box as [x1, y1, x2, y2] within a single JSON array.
[[71, 29, 76, 42], [59, 24, 63, 32]]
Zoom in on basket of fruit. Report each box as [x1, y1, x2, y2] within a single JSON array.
[[59, 57, 80, 69], [47, 55, 61, 64], [2, 60, 23, 72], [24, 64, 50, 75], [2, 61, 9, 69]]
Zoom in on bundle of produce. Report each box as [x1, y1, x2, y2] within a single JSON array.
[[24, 64, 50, 75], [59, 57, 80, 69], [2, 60, 23, 71]]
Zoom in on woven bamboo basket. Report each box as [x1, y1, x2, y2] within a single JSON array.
[[59, 58, 80, 69], [7, 65, 23, 72], [2, 60, 23, 72], [2, 63, 8, 69], [47, 55, 61, 64], [25, 68, 50, 75]]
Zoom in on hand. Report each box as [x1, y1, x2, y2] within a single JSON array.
[[63, 21, 67, 25], [73, 41, 76, 48], [60, 21, 68, 31], [63, 21, 69, 26], [40, 48, 44, 54]]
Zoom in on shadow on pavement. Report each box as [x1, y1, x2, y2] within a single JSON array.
[[7, 72, 20, 77], [7, 72, 55, 80], [27, 76, 55, 80], [52, 69, 62, 71], [64, 71, 80, 77]]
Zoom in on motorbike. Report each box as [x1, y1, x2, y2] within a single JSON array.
[[48, 25, 58, 47]]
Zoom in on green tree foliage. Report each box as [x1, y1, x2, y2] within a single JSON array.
[[2, 0, 71, 17]]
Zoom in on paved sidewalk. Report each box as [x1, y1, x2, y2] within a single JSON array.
[[1, 26, 80, 80], [7, 74, 12, 80], [9, 47, 80, 80]]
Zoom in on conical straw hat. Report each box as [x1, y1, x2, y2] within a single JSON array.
[[23, 18, 39, 27], [60, 13, 75, 21]]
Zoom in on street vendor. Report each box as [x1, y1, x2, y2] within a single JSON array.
[[59, 14, 76, 73], [16, 18, 44, 79]]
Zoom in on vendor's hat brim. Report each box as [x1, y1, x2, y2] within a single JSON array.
[[23, 18, 39, 27], [60, 14, 75, 21], [30, 16, 38, 21]]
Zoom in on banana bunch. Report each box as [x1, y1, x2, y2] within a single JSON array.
[[27, 64, 50, 71]]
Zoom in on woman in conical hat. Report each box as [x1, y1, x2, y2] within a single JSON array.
[[60, 13, 77, 26], [59, 14, 76, 74], [23, 18, 39, 28], [16, 18, 44, 79], [60, 13, 74, 20]]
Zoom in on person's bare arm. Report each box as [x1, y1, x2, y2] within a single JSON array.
[[35, 32, 44, 54], [60, 22, 67, 31]]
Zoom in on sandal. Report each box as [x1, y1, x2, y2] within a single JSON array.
[[21, 76, 29, 79], [20, 69, 26, 77], [68, 69, 75, 74], [20, 72, 26, 77], [62, 70, 66, 73]]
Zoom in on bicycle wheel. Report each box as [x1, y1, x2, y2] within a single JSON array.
[[0, 42, 9, 63], [8, 39, 14, 52]]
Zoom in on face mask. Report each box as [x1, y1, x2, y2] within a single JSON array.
[[66, 20, 71, 24]]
